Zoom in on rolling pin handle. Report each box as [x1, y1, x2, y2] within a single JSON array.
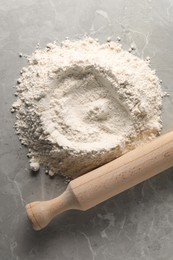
[[26, 187, 79, 230]]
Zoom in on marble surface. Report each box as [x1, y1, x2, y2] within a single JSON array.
[[0, 0, 173, 259]]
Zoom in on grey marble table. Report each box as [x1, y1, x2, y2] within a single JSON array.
[[0, 0, 173, 259]]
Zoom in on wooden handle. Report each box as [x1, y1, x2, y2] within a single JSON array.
[[26, 131, 173, 230]]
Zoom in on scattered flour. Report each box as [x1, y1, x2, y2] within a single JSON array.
[[12, 38, 163, 178]]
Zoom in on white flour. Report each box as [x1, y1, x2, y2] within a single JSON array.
[[12, 38, 163, 178]]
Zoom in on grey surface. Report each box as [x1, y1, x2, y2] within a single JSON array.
[[0, 0, 173, 259]]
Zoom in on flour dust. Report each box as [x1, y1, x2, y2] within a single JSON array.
[[12, 38, 163, 178]]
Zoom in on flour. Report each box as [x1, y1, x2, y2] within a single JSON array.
[[12, 38, 163, 178]]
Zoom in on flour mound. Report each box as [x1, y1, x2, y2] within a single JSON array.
[[12, 38, 163, 178]]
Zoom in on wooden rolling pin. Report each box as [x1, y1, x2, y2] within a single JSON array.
[[26, 131, 173, 230]]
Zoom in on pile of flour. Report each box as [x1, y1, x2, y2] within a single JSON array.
[[12, 38, 163, 178]]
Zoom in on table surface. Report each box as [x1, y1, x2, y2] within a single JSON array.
[[0, 0, 173, 259]]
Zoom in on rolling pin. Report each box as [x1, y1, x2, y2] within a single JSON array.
[[26, 130, 173, 230]]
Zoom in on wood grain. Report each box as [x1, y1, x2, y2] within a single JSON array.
[[26, 131, 173, 230]]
